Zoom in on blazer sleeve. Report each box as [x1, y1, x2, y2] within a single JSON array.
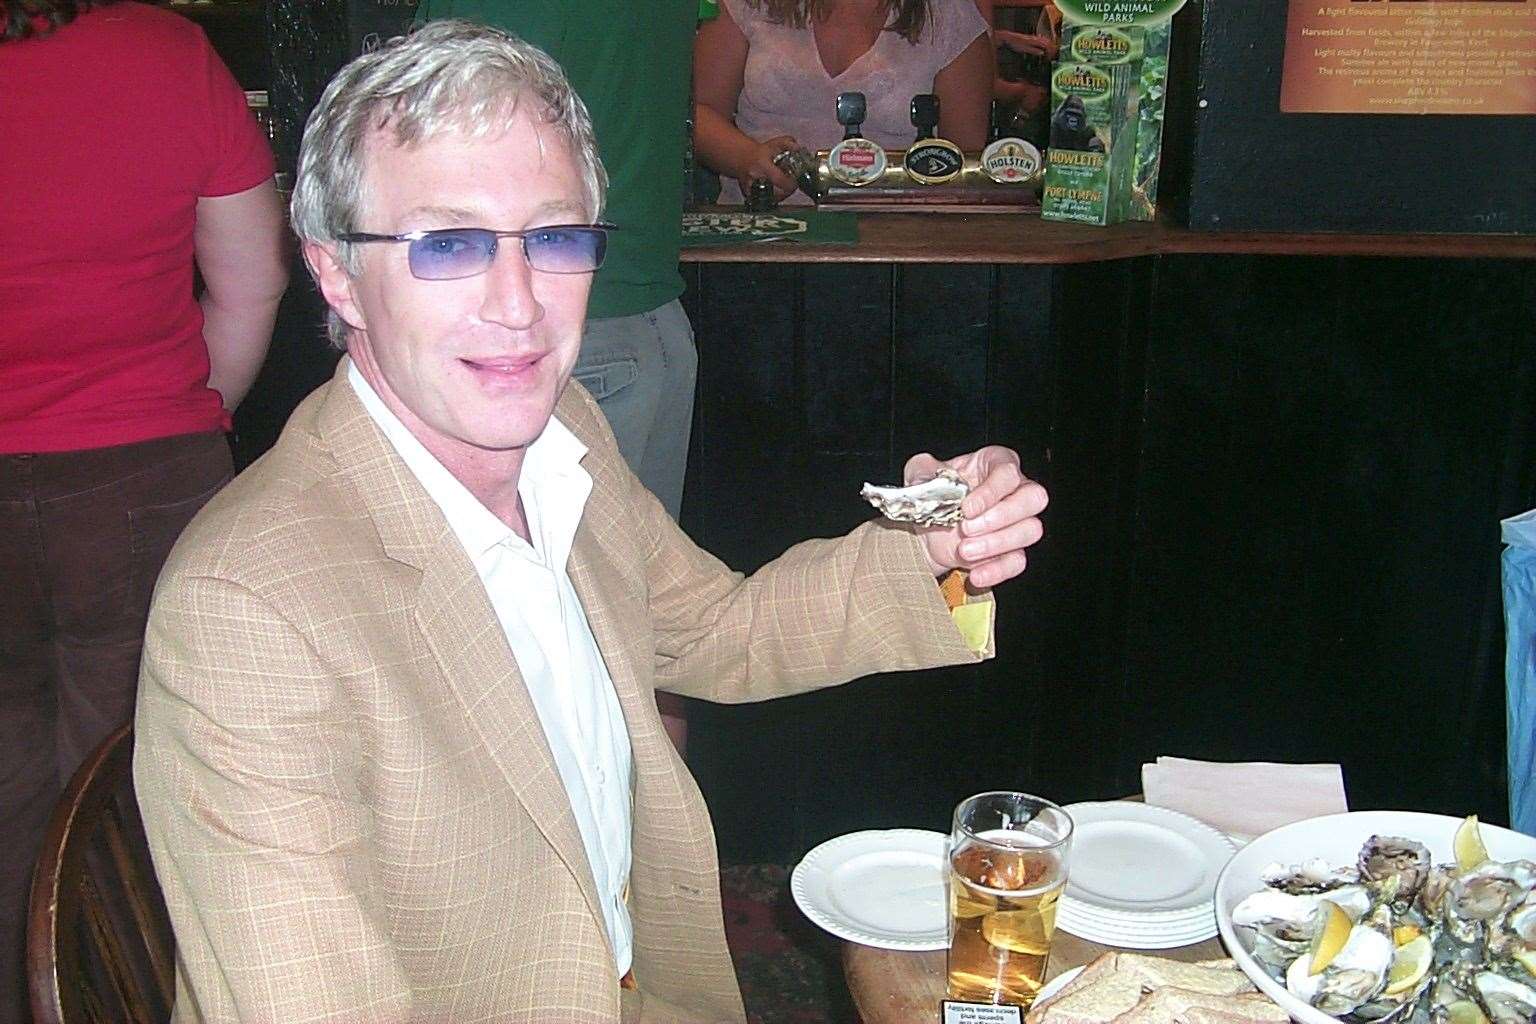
[[133, 572, 414, 1024], [634, 478, 991, 704]]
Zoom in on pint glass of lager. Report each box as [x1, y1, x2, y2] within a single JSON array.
[[947, 792, 1074, 1006]]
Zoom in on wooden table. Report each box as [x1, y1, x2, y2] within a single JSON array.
[[844, 929, 1227, 1024]]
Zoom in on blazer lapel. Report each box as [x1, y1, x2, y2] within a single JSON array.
[[413, 546, 612, 956], [317, 359, 612, 957]]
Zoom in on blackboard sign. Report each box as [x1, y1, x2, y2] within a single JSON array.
[[1176, 1, 1536, 234]]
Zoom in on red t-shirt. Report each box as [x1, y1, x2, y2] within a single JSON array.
[[0, 2, 276, 453]]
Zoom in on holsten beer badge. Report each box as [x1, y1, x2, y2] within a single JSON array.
[[827, 137, 886, 186], [981, 138, 1043, 184]]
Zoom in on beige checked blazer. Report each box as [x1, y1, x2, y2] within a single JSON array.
[[133, 358, 986, 1024]]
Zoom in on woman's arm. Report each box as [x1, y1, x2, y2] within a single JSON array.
[[195, 178, 289, 411], [693, 6, 799, 195], [935, 31, 997, 151]]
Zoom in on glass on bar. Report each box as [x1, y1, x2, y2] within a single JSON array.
[[947, 791, 1074, 1007]]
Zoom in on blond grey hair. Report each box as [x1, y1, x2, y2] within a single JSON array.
[[290, 19, 608, 348]]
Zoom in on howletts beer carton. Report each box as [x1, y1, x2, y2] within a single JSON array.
[[1041, 27, 1145, 225], [1041, 0, 1186, 225]]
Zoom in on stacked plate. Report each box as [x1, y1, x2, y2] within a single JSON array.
[[1056, 802, 1237, 948]]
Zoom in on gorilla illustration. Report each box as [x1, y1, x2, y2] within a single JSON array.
[[1050, 95, 1105, 154]]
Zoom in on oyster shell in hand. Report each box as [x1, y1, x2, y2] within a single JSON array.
[[860, 468, 970, 527]]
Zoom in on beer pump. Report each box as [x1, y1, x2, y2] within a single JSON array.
[[826, 92, 886, 187], [903, 94, 964, 185]]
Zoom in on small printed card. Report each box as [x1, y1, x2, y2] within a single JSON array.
[[941, 1000, 1023, 1024]]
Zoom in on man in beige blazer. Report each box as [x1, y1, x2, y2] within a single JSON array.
[[133, 20, 1049, 1024]]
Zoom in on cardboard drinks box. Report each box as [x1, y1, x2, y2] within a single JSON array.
[[1042, 0, 1186, 225]]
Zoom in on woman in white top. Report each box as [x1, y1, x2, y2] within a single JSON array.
[[694, 0, 994, 203]]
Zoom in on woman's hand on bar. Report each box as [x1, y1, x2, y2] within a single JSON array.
[[735, 135, 800, 198], [906, 447, 1047, 588]]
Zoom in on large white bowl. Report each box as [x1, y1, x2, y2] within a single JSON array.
[[1214, 810, 1536, 1024]]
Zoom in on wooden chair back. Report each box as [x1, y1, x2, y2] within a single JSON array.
[[28, 724, 177, 1024]]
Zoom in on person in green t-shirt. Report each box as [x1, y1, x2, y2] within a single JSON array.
[[413, 0, 696, 751]]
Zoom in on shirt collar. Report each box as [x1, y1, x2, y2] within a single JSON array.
[[346, 358, 589, 562]]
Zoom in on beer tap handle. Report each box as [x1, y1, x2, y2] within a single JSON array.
[[910, 93, 939, 143], [836, 92, 866, 139]]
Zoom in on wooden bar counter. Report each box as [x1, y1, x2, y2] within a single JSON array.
[[679, 207, 1536, 265]]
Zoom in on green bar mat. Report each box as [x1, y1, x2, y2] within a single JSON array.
[[680, 211, 859, 248]]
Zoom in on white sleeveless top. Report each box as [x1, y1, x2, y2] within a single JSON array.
[[717, 0, 989, 204]]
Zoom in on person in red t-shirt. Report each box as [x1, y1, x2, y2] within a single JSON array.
[[0, 1, 288, 1014]]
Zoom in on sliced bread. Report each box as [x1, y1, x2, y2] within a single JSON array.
[[1113, 954, 1256, 996], [1029, 970, 1147, 1024], [1106, 986, 1290, 1024], [1026, 953, 1124, 1023]]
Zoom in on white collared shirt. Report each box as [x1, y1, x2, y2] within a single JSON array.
[[348, 362, 635, 974]]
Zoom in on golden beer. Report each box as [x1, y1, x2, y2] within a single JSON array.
[[947, 798, 1072, 1007]]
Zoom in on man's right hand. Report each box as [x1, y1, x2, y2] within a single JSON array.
[[734, 134, 800, 198]]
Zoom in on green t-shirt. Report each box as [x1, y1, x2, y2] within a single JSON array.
[[413, 0, 693, 319]]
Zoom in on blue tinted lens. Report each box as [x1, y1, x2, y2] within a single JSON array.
[[407, 229, 496, 280], [523, 228, 607, 274]]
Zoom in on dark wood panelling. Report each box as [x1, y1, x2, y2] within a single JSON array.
[[679, 256, 1531, 864], [1124, 256, 1532, 821]]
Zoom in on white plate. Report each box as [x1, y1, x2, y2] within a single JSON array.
[[1056, 906, 1215, 938], [1057, 897, 1213, 924], [1063, 803, 1236, 915], [1034, 964, 1085, 1006], [1215, 810, 1536, 1024], [1057, 912, 1216, 941], [791, 829, 949, 950], [1056, 920, 1218, 949]]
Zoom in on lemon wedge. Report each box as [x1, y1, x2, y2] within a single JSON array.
[[1454, 814, 1490, 871], [1308, 900, 1353, 976], [1444, 999, 1491, 1024], [1383, 934, 1433, 996], [1392, 925, 1422, 947]]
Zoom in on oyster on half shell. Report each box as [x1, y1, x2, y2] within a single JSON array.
[[860, 468, 969, 527], [1359, 836, 1434, 902], [1286, 904, 1396, 1016]]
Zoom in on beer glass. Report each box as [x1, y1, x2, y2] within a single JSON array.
[[946, 791, 1074, 1006]]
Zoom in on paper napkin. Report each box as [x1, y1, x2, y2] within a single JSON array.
[[1141, 756, 1348, 843]]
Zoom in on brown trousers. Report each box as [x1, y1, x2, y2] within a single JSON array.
[[0, 431, 232, 1023]]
